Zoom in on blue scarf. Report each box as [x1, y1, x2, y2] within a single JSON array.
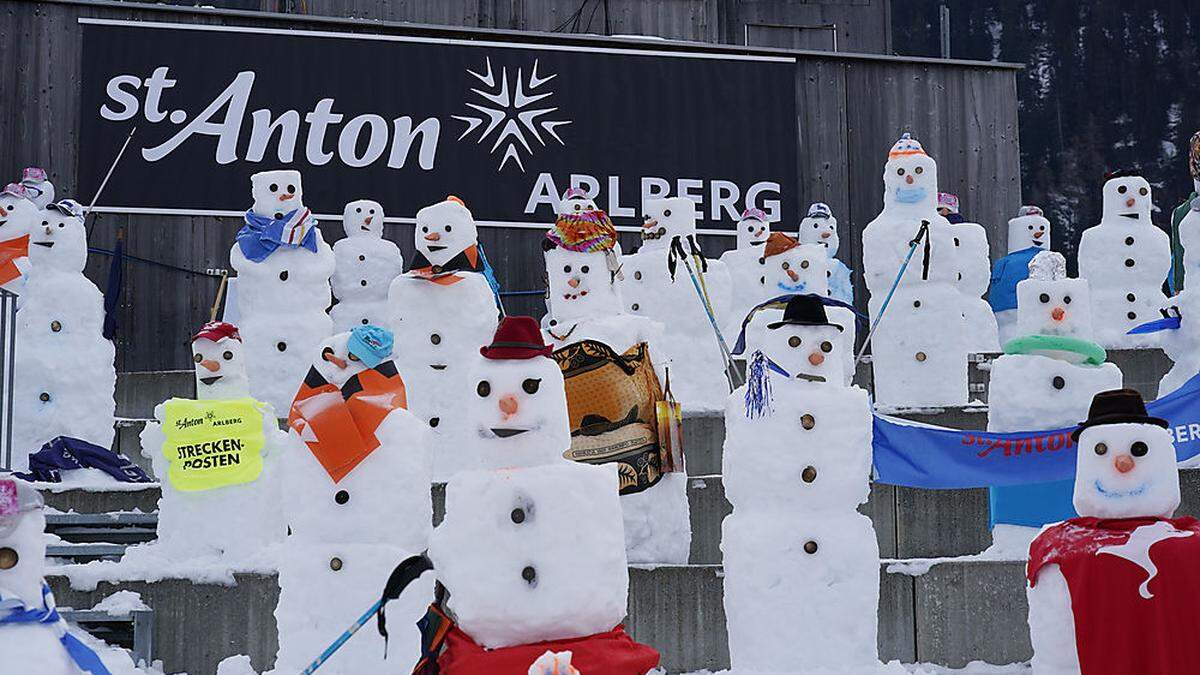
[[236, 208, 319, 263], [0, 584, 111, 674], [15, 436, 153, 484]]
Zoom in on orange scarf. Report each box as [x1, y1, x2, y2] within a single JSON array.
[[0, 235, 29, 286]]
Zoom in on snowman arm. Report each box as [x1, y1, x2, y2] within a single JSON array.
[[1026, 563, 1081, 674]]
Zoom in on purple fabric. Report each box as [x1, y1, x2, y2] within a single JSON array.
[[15, 436, 152, 484]]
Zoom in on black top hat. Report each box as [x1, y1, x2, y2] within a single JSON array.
[[767, 294, 844, 331], [1071, 388, 1169, 441], [1103, 168, 1141, 183]]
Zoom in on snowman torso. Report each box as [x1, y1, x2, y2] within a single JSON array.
[[1159, 288, 1200, 396], [331, 237, 403, 331]]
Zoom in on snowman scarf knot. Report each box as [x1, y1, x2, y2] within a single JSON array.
[[0, 583, 111, 674], [237, 208, 318, 262]]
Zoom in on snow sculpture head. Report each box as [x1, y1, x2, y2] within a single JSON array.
[[192, 322, 250, 400], [342, 199, 384, 239], [760, 294, 845, 385], [29, 200, 87, 272], [311, 326, 392, 389], [466, 317, 570, 469], [1016, 251, 1093, 338], [428, 462, 628, 649], [1007, 205, 1050, 253], [736, 207, 769, 251], [952, 222, 991, 295], [797, 202, 838, 257], [415, 196, 478, 268], [882, 133, 938, 212], [250, 170, 304, 219], [1101, 170, 1153, 225], [543, 210, 623, 321], [0, 184, 38, 241], [640, 197, 696, 251], [763, 233, 829, 296], [557, 187, 598, 216], [0, 477, 47, 607], [20, 167, 54, 210], [1072, 389, 1179, 519], [937, 192, 960, 219]]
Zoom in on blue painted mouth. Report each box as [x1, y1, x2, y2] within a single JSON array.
[[1094, 478, 1150, 499], [776, 281, 808, 292], [895, 187, 927, 204]]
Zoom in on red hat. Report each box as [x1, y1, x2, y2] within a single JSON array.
[[480, 316, 552, 360], [192, 321, 241, 343]]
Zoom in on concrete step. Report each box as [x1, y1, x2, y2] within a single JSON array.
[[47, 558, 1033, 675]]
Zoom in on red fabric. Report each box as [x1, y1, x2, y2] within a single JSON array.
[[192, 321, 241, 343], [480, 316, 552, 360], [1027, 516, 1200, 674], [437, 625, 659, 675]]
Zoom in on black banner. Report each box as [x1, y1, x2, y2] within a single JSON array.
[[79, 20, 797, 231]]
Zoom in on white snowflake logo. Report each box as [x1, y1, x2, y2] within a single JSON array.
[[453, 57, 572, 172]]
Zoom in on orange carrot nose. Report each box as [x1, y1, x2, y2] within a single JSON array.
[[280, 193, 295, 201], [642, 218, 658, 230], [1115, 454, 1135, 474], [499, 394, 519, 418], [905, 175, 914, 184], [424, 232, 441, 241], [1033, 231, 1044, 239], [808, 352, 825, 366], [820, 231, 831, 239], [1052, 307, 1066, 321], [787, 269, 799, 282], [323, 352, 347, 369], [200, 359, 220, 372], [1125, 198, 1135, 208], [567, 277, 580, 288], [0, 206, 7, 217], [364, 216, 373, 225]]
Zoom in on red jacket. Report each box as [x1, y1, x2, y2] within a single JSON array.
[[437, 625, 659, 675]]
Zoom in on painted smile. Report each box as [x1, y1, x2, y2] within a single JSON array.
[[776, 281, 807, 292], [490, 427, 528, 438], [1094, 478, 1151, 498]]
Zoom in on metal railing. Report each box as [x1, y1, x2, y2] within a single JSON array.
[[0, 288, 16, 470]]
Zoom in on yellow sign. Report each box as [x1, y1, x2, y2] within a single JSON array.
[[162, 397, 266, 492]]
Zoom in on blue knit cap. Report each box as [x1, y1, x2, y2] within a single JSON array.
[[347, 325, 393, 368]]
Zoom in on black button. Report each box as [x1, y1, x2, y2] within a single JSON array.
[[801, 466, 817, 483], [1125, 237, 1135, 245], [279, 270, 288, 281], [358, 255, 366, 261], [429, 417, 440, 428], [511, 508, 526, 524], [334, 490, 349, 505], [631, 303, 639, 311], [1127, 293, 1136, 302], [1128, 312, 1138, 320], [361, 319, 369, 325], [521, 565, 536, 583], [330, 557, 343, 571], [1125, 259, 1135, 267], [633, 271, 642, 280], [360, 280, 368, 287], [50, 320, 62, 332], [277, 342, 287, 352], [1052, 376, 1065, 390], [430, 333, 441, 345], [803, 541, 818, 554], [39, 392, 50, 402]]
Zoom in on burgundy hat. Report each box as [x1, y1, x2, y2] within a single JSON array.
[[480, 316, 553, 360], [193, 321, 242, 343]]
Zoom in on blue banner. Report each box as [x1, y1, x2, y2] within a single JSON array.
[[873, 372, 1200, 489]]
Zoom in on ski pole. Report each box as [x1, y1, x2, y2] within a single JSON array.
[[853, 220, 929, 368], [670, 239, 743, 391], [301, 554, 433, 674], [84, 125, 138, 244]]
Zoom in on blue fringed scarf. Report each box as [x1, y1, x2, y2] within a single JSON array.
[[237, 208, 319, 262], [0, 584, 112, 674], [744, 350, 789, 419]]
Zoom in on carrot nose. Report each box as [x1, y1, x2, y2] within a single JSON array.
[[808, 352, 825, 366], [364, 216, 373, 225], [499, 394, 519, 418], [1114, 454, 1135, 474], [424, 232, 441, 241], [1052, 307, 1065, 321], [787, 269, 799, 282], [0, 206, 7, 217], [642, 218, 659, 230], [200, 359, 220, 373], [1033, 231, 1044, 239], [905, 175, 914, 184], [820, 231, 831, 239], [323, 352, 347, 369], [280, 193, 294, 201], [567, 277, 580, 288], [1125, 197, 1135, 208]]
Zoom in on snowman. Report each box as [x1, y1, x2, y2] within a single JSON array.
[[387, 196, 498, 481], [719, 207, 770, 334], [990, 205, 1051, 345], [1078, 170, 1171, 348], [0, 183, 36, 295], [861, 133, 970, 407], [0, 476, 134, 674], [229, 170, 335, 412], [330, 199, 402, 333], [950, 218, 1000, 353], [618, 197, 733, 409], [18, 167, 55, 209], [723, 295, 879, 673], [131, 321, 286, 563], [1157, 290, 1200, 397], [1027, 389, 1200, 675], [275, 325, 432, 674], [986, 252, 1122, 551], [796, 202, 854, 305], [12, 199, 116, 469], [416, 461, 660, 673]]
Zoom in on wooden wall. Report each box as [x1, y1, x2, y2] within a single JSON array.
[[0, 0, 1020, 371]]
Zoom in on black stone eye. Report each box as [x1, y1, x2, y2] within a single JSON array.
[[1131, 441, 1149, 457], [287, 184, 296, 193], [477, 381, 491, 397], [1118, 185, 1127, 194], [522, 378, 541, 395], [1052, 376, 1065, 390], [788, 336, 801, 348], [355, 207, 362, 213], [421, 226, 428, 233], [269, 183, 278, 192], [896, 168, 905, 176], [369, 209, 375, 214], [223, 351, 233, 361], [915, 166, 924, 174], [42, 221, 48, 227], [664, 209, 672, 217], [1039, 293, 1050, 303], [511, 508, 526, 524], [1028, 225, 1034, 230], [522, 565, 537, 584], [563, 265, 572, 273], [573, 203, 582, 211], [913, 300, 921, 308], [581, 266, 590, 274], [58, 223, 63, 228], [747, 225, 754, 231], [1064, 296, 1071, 304], [782, 262, 790, 270], [446, 225, 453, 232], [820, 341, 833, 353], [193, 353, 203, 363], [1139, 187, 1148, 196], [1094, 442, 1108, 456]]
